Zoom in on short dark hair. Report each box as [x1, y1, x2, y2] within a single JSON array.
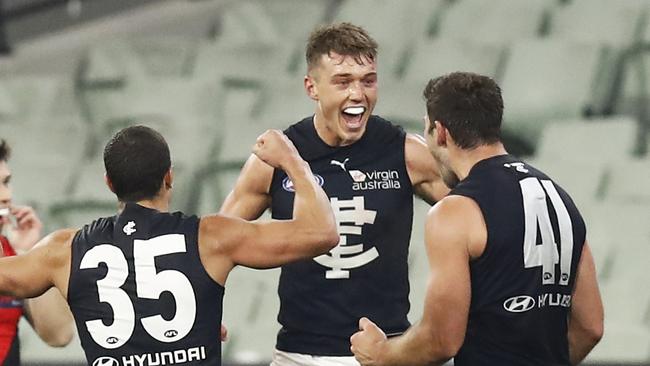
[[103, 125, 171, 202], [423, 72, 503, 149], [0, 139, 10, 162], [306, 22, 378, 71]]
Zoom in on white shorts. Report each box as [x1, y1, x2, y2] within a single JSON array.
[[270, 349, 360, 366]]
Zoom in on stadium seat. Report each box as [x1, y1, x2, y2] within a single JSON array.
[[333, 0, 443, 78], [584, 201, 650, 282], [222, 266, 280, 363], [548, 0, 647, 47], [534, 116, 638, 163], [603, 158, 650, 203], [376, 37, 506, 128], [4, 125, 86, 214], [500, 39, 612, 151], [436, 0, 550, 44]]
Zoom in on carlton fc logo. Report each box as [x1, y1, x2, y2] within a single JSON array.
[[282, 174, 324, 192], [93, 356, 119, 366]]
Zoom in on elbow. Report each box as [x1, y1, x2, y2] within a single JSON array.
[[421, 327, 462, 363], [40, 327, 74, 347], [436, 338, 462, 361], [322, 228, 340, 251], [586, 322, 604, 347]]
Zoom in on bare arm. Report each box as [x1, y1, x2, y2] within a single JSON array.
[[405, 133, 449, 205], [351, 196, 480, 365], [219, 154, 274, 220], [24, 289, 74, 347], [0, 229, 73, 299], [568, 242, 604, 365], [201, 130, 338, 283]]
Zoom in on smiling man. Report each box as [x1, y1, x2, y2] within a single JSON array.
[[220, 23, 448, 366]]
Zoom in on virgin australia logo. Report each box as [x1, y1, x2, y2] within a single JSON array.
[[93, 356, 119, 366], [503, 295, 536, 313], [282, 174, 324, 192]]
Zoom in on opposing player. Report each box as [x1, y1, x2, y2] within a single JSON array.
[[221, 23, 447, 365], [0, 126, 338, 365], [0, 139, 73, 364], [351, 72, 604, 365]]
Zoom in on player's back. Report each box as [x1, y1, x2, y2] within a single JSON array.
[[450, 154, 586, 365], [68, 203, 224, 366]]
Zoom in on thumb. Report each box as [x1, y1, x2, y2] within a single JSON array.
[[359, 317, 374, 331]]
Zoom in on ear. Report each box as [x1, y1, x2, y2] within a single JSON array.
[[304, 74, 318, 101], [435, 121, 448, 147], [164, 168, 173, 190], [104, 173, 116, 194]]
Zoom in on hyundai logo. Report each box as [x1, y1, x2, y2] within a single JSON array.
[[503, 295, 536, 313], [92, 356, 119, 366]]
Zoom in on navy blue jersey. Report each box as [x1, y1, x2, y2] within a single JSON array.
[[270, 116, 414, 355], [68, 203, 224, 366], [451, 155, 586, 365]]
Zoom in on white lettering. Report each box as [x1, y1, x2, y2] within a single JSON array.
[[160, 352, 173, 365], [538, 293, 548, 307], [148, 353, 161, 366], [123, 355, 136, 366], [173, 350, 187, 363], [188, 347, 201, 361], [134, 354, 147, 366]]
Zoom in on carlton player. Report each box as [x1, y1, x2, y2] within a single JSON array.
[[0, 126, 338, 366], [351, 72, 603, 366]]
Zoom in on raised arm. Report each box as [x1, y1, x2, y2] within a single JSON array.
[[219, 154, 274, 220], [405, 133, 449, 205], [568, 241, 604, 365], [351, 196, 480, 366], [200, 130, 339, 284]]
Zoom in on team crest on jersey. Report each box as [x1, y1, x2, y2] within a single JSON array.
[[122, 221, 136, 236], [282, 174, 324, 192], [314, 196, 379, 279]]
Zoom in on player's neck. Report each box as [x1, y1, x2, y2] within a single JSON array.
[[118, 197, 170, 213], [453, 142, 508, 181]]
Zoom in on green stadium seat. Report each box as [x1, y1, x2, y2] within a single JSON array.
[[375, 38, 506, 128], [603, 158, 650, 203], [500, 39, 617, 152], [333, 0, 444, 78], [548, 0, 647, 47], [436, 0, 550, 44], [534, 116, 638, 163]]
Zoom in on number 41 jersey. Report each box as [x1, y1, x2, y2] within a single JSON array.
[[68, 203, 225, 366], [451, 155, 586, 366]]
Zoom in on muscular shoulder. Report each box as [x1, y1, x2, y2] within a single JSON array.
[[428, 196, 486, 258]]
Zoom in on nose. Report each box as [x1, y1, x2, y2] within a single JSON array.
[[348, 81, 363, 102]]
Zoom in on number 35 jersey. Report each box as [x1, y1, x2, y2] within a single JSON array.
[[451, 155, 586, 366], [68, 203, 225, 366]]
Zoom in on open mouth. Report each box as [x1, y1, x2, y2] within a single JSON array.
[[342, 106, 366, 129]]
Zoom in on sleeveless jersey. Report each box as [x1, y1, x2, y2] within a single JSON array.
[[270, 116, 414, 355], [451, 155, 586, 365], [68, 203, 225, 366], [0, 236, 22, 365]]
